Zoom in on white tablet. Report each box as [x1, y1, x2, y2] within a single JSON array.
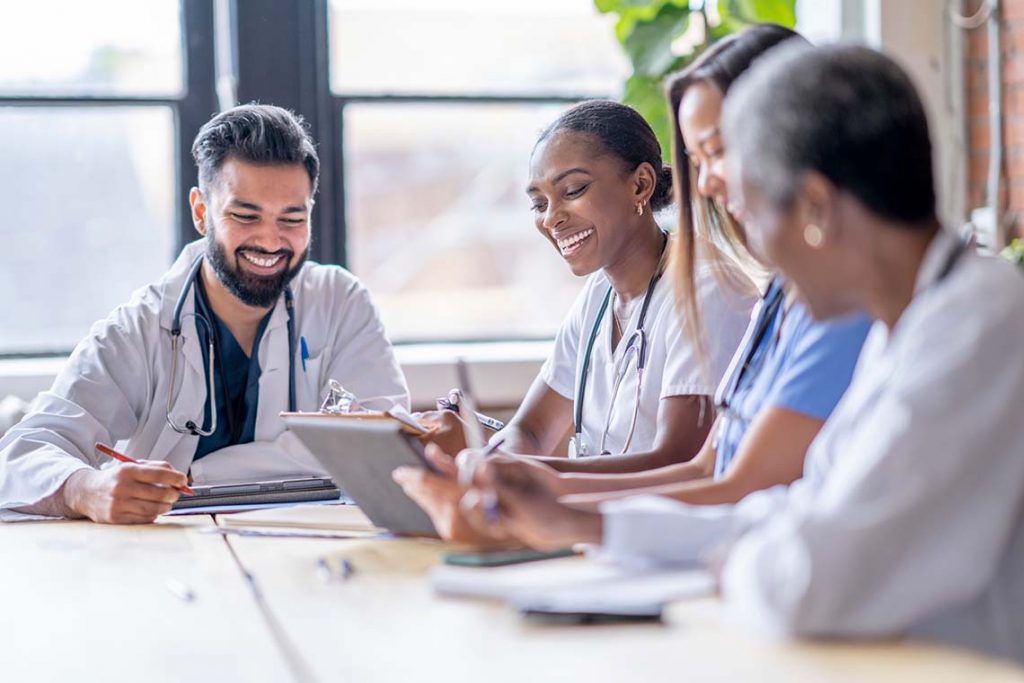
[[282, 414, 439, 537]]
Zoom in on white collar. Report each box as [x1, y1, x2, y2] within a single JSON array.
[[913, 228, 960, 295]]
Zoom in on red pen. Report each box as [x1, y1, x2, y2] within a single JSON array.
[[94, 443, 195, 496]]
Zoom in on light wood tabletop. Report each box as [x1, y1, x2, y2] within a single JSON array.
[[4, 511, 1023, 683], [221, 527, 1024, 683], [0, 515, 292, 682]]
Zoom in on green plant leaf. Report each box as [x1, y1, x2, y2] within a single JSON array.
[[718, 0, 796, 27], [609, 0, 675, 41], [596, 0, 660, 12], [623, 74, 673, 162], [1002, 238, 1024, 266], [599, 0, 794, 162], [743, 0, 796, 26], [622, 5, 690, 77]]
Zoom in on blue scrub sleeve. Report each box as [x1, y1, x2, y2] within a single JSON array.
[[763, 309, 872, 421]]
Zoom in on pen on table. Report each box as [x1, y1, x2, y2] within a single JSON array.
[[94, 443, 195, 495], [300, 336, 310, 373], [164, 577, 196, 603], [317, 556, 354, 582]]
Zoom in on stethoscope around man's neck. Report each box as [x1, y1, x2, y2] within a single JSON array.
[[166, 254, 297, 437], [568, 232, 668, 458]]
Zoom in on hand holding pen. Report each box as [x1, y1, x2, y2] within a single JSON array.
[[58, 444, 193, 524], [95, 444, 194, 495], [460, 456, 596, 549], [455, 438, 506, 525], [452, 359, 504, 524]]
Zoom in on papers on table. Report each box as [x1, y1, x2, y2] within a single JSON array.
[[161, 497, 353, 517], [430, 557, 715, 610], [217, 501, 381, 532]]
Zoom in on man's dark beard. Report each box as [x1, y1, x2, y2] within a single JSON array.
[[205, 228, 307, 308]]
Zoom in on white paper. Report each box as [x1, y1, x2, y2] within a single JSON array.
[[430, 557, 714, 607], [513, 569, 715, 612], [385, 405, 429, 434]]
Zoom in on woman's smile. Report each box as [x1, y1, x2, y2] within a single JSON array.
[[554, 227, 595, 258]]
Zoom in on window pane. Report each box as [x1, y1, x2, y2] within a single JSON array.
[[0, 1, 183, 97], [0, 107, 177, 354], [330, 0, 628, 96], [345, 103, 584, 342]]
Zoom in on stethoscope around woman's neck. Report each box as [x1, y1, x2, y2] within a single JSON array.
[[713, 234, 971, 440], [166, 254, 297, 436], [713, 276, 786, 431], [568, 232, 669, 458]]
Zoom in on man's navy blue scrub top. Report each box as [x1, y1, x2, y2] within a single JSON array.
[[192, 276, 272, 460]]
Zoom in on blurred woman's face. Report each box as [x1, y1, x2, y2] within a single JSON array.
[[679, 81, 730, 208], [527, 130, 645, 277], [726, 154, 863, 321]]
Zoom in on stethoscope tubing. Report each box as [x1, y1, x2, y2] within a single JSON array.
[[574, 237, 667, 456], [166, 254, 297, 437]]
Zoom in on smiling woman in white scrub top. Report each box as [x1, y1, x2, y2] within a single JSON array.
[[506, 100, 752, 464], [461, 46, 1024, 663], [397, 100, 753, 542]]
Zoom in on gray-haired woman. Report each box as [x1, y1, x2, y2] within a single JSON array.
[[464, 45, 1024, 662]]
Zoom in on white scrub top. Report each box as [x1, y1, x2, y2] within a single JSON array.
[[540, 258, 755, 456], [0, 239, 410, 511], [597, 230, 1024, 663]]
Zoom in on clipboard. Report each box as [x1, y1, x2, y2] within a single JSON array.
[[281, 413, 439, 536], [279, 408, 434, 437]]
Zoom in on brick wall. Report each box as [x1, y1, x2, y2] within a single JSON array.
[[965, 0, 1024, 238]]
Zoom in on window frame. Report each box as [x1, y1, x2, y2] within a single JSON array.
[[0, 0, 216, 359], [2, 0, 613, 357], [232, 0, 600, 272]]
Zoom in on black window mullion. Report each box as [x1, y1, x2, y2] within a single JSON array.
[[329, 97, 347, 268], [178, 0, 218, 253]]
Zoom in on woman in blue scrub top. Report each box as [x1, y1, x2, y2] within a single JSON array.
[[419, 27, 873, 538]]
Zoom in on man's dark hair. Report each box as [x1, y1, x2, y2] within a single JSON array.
[[723, 44, 937, 225], [536, 99, 674, 211], [191, 103, 320, 195]]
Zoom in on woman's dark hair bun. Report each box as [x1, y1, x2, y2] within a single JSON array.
[[650, 164, 674, 212], [537, 100, 674, 211]]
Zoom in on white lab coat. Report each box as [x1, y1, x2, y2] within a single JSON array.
[[0, 240, 409, 510], [598, 230, 1024, 663]]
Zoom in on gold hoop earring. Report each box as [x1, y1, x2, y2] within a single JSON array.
[[803, 223, 825, 248], [636, 202, 644, 216]]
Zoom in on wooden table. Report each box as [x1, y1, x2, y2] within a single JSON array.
[[4, 515, 1022, 683]]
